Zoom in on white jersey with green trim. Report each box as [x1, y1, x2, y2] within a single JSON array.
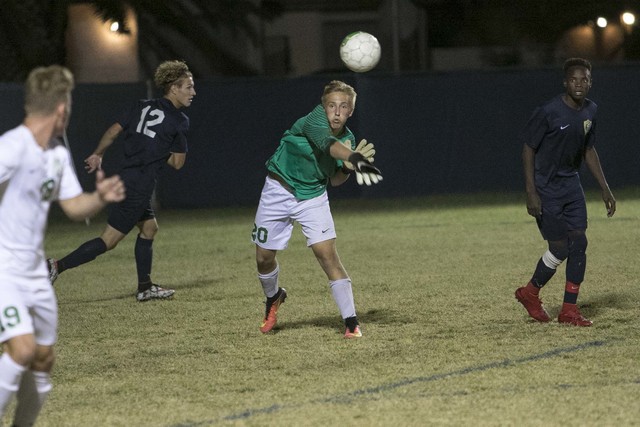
[[0, 125, 82, 280]]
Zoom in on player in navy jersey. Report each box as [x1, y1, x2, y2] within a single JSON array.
[[515, 58, 616, 326], [47, 60, 195, 302]]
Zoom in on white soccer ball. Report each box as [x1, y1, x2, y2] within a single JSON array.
[[340, 31, 381, 73]]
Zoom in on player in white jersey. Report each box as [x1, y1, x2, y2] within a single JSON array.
[[0, 65, 125, 426]]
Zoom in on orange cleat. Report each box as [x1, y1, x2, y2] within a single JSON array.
[[260, 288, 287, 333], [344, 325, 362, 339]]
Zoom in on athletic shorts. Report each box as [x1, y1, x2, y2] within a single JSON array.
[[252, 176, 336, 250], [0, 276, 58, 346], [107, 188, 155, 234], [536, 197, 587, 241]]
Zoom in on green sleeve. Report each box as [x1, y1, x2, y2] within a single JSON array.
[[302, 105, 340, 153]]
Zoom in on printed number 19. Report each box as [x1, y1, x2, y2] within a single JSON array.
[[136, 106, 165, 138], [0, 306, 21, 332]]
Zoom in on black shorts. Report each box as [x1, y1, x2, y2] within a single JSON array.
[[107, 189, 155, 234], [536, 197, 587, 241]]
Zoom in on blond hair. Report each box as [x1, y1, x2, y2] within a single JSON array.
[[24, 65, 74, 115], [154, 60, 192, 94], [321, 80, 356, 108]]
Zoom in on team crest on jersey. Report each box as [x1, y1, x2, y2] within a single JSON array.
[[583, 120, 592, 135], [41, 179, 55, 201], [41, 157, 63, 201]]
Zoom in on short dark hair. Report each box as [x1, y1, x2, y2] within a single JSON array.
[[563, 58, 592, 74]]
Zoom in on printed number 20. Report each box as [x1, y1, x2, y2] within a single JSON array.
[[136, 106, 165, 138], [252, 224, 268, 243]]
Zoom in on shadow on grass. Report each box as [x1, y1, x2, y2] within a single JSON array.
[[580, 291, 636, 317], [57, 277, 221, 304], [517, 291, 635, 324], [272, 307, 406, 334]]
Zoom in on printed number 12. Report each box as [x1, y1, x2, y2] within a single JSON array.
[[136, 106, 165, 138]]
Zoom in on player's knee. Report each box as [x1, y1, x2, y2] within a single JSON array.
[[100, 233, 121, 251], [5, 338, 37, 367], [31, 346, 55, 372], [547, 240, 569, 262], [569, 232, 588, 254], [143, 224, 159, 239], [255, 247, 276, 272], [139, 220, 159, 238], [103, 239, 118, 251]]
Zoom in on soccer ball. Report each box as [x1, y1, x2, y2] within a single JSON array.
[[340, 31, 381, 73]]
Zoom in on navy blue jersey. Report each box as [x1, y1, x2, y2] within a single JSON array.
[[116, 97, 189, 194], [519, 95, 596, 202]]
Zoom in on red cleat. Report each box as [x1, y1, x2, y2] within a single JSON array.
[[515, 287, 551, 322], [558, 306, 592, 327], [344, 325, 362, 339], [260, 288, 287, 333]]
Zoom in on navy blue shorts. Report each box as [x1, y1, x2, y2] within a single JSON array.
[[536, 197, 587, 241], [107, 189, 155, 234]]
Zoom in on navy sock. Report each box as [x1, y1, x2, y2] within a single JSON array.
[[58, 238, 107, 273], [563, 281, 580, 304], [530, 257, 556, 288], [135, 235, 153, 288]]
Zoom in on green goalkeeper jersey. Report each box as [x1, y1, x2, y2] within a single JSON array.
[[266, 104, 355, 200]]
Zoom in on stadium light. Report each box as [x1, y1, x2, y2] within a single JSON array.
[[621, 12, 635, 26], [596, 17, 608, 28]]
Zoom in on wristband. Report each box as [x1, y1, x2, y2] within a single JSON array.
[[341, 165, 352, 174]]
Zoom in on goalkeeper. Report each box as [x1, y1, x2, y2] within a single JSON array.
[[251, 80, 382, 339]]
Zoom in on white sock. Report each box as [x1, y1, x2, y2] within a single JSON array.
[[13, 370, 52, 427], [258, 264, 279, 298], [0, 353, 26, 418], [329, 278, 356, 319]]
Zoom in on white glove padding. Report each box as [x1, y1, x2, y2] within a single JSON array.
[[356, 170, 383, 186], [349, 153, 383, 186], [342, 139, 376, 171]]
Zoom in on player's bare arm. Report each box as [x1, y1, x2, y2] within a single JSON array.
[[584, 146, 616, 217], [522, 144, 541, 217], [58, 170, 125, 221], [329, 138, 355, 162], [85, 123, 123, 172], [167, 152, 186, 170]]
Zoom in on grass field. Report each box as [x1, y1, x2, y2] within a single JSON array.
[[3, 189, 640, 426]]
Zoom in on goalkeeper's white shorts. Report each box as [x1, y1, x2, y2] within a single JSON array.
[[0, 275, 58, 346], [252, 175, 336, 250]]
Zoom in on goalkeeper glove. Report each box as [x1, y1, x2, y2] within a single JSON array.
[[348, 152, 383, 186], [342, 139, 376, 170]]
